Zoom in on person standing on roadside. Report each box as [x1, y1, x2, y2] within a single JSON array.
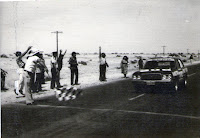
[[34, 53, 47, 92], [24, 48, 49, 105], [99, 53, 109, 81], [50, 52, 62, 89], [58, 49, 67, 72], [190, 54, 193, 64], [1, 68, 7, 90], [138, 56, 144, 70], [120, 56, 129, 78], [14, 46, 32, 96], [69, 52, 79, 85]]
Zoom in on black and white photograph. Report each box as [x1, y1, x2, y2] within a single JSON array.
[[1, 0, 200, 137]]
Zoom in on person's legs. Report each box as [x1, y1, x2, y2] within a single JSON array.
[[18, 69, 24, 92], [71, 69, 75, 85], [102, 65, 106, 81], [51, 68, 56, 89], [55, 70, 61, 88], [36, 73, 42, 91], [38, 73, 42, 91], [1, 76, 5, 90], [24, 72, 34, 104], [75, 68, 79, 84], [99, 65, 103, 81], [41, 70, 45, 84]]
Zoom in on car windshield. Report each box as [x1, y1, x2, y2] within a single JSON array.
[[144, 61, 175, 69]]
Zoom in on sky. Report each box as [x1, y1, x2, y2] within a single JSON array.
[[0, 0, 200, 54]]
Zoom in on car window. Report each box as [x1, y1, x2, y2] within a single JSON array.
[[144, 61, 175, 69]]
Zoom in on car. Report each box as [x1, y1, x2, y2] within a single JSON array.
[[132, 57, 188, 92]]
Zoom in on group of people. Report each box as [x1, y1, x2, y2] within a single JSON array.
[[13, 46, 144, 105], [15, 46, 49, 104], [14, 46, 81, 105]]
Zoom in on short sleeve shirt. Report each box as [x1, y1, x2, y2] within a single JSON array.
[[100, 58, 106, 65], [24, 56, 40, 73]]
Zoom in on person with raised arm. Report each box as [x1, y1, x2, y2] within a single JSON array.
[[14, 46, 32, 96]]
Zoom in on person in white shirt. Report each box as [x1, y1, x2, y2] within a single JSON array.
[[24, 49, 48, 105], [99, 53, 109, 81], [50, 52, 62, 89]]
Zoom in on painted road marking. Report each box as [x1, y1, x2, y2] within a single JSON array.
[[129, 94, 145, 101], [188, 73, 196, 77], [31, 104, 200, 120]]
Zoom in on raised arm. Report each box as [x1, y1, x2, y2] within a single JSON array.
[[63, 50, 67, 55], [20, 46, 32, 58]]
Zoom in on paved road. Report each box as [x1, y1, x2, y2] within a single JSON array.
[[2, 65, 200, 137]]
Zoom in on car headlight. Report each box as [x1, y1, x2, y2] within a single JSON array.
[[133, 75, 141, 80]]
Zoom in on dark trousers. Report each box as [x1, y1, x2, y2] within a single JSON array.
[[70, 68, 78, 85], [35, 73, 42, 91], [139, 64, 143, 70], [41, 70, 45, 84], [1, 76, 5, 90], [27, 71, 35, 92], [51, 68, 60, 89], [99, 65, 106, 81]]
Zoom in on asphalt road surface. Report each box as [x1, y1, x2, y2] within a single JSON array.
[[2, 64, 200, 138]]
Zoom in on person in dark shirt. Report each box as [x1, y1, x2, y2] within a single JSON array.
[[34, 53, 47, 92], [69, 52, 79, 85], [138, 56, 144, 70], [1, 68, 7, 90], [190, 54, 193, 64], [57, 49, 67, 71]]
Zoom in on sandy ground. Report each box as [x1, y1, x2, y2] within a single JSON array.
[[1, 53, 199, 105]]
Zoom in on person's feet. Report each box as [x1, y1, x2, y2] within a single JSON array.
[[14, 89, 25, 97], [100, 79, 107, 82], [19, 90, 25, 95], [14, 89, 18, 95], [57, 85, 63, 89]]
